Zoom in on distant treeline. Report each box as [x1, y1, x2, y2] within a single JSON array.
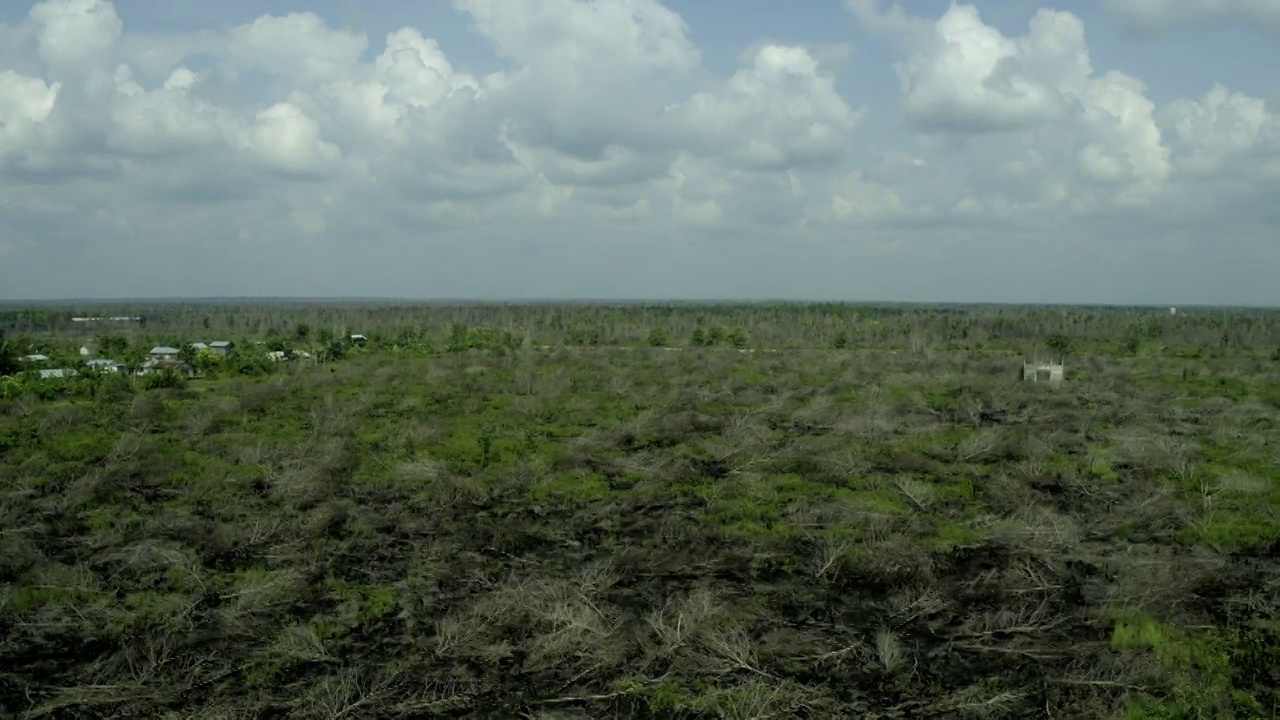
[[2, 302, 1278, 351]]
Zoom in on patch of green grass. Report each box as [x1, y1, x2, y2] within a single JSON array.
[[4, 583, 110, 613], [927, 519, 987, 551], [921, 385, 964, 413], [1162, 372, 1253, 402], [1086, 449, 1121, 483], [1111, 614, 1248, 719], [44, 427, 116, 464], [108, 590, 196, 637], [705, 495, 786, 536], [831, 486, 910, 515], [528, 469, 612, 504], [769, 473, 832, 503], [83, 506, 147, 534], [931, 475, 979, 505], [1183, 510, 1280, 551], [328, 579, 398, 627]]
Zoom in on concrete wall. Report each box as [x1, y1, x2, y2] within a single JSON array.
[[1023, 363, 1064, 383]]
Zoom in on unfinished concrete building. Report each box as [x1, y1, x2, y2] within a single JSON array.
[[1022, 359, 1064, 384]]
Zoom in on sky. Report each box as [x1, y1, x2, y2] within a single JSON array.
[[0, 0, 1277, 305]]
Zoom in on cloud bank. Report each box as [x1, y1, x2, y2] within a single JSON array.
[[1102, 0, 1280, 33], [1, 0, 1277, 303]]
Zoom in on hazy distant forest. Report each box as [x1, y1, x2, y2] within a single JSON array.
[[1, 302, 1277, 719]]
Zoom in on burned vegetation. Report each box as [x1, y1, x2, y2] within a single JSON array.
[[0, 303, 1277, 718]]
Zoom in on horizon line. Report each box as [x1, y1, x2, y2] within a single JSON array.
[[0, 296, 1276, 310]]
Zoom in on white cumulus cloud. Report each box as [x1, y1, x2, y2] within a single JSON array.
[[848, 2, 1173, 210], [0, 70, 60, 159]]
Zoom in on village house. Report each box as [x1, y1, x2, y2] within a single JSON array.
[[21, 354, 49, 363], [190, 342, 209, 352], [210, 340, 234, 356], [266, 349, 314, 362], [85, 359, 126, 374], [138, 358, 196, 378], [149, 346, 180, 360], [37, 368, 78, 380]]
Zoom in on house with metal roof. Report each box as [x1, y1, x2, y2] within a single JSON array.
[[85, 359, 126, 374], [37, 368, 78, 380], [138, 358, 196, 377]]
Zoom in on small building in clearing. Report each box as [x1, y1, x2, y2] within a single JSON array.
[[1022, 360, 1065, 385], [85, 359, 126, 374], [266, 349, 315, 362], [190, 342, 209, 352], [22, 354, 49, 363], [149, 346, 180, 359], [210, 340, 234, 356], [138, 358, 196, 378], [37, 368, 78, 380]]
